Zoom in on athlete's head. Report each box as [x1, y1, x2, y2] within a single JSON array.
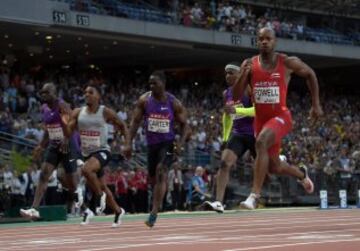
[[84, 84, 101, 106], [149, 70, 166, 96], [257, 27, 276, 55], [39, 82, 57, 104], [225, 62, 241, 86]]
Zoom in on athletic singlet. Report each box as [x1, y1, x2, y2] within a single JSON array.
[[41, 99, 65, 144], [144, 92, 175, 145], [251, 54, 289, 121], [77, 105, 110, 157]]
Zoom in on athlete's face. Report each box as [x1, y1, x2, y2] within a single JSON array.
[[225, 69, 238, 86], [149, 75, 164, 95], [84, 87, 100, 105], [257, 29, 276, 54]]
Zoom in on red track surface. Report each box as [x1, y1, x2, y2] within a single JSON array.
[[1, 208, 360, 251]]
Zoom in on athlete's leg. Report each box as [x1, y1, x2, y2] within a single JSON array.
[[268, 157, 314, 193], [268, 157, 305, 179], [32, 162, 56, 208], [216, 149, 238, 202], [81, 157, 102, 197], [150, 163, 168, 215], [99, 176, 122, 214], [252, 127, 276, 195]]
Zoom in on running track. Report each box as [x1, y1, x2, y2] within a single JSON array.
[[1, 208, 360, 251]]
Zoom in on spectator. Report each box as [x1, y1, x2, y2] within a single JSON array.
[[187, 166, 211, 210]]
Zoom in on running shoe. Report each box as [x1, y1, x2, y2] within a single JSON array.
[[203, 201, 224, 213], [80, 208, 94, 225], [112, 208, 126, 228], [240, 193, 259, 210], [298, 165, 314, 194], [19, 208, 40, 219], [145, 213, 157, 228]]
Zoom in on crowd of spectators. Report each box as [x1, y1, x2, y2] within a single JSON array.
[[65, 0, 360, 45], [0, 64, 359, 213], [179, 2, 306, 40]]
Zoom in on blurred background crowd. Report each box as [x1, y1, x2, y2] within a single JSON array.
[[0, 63, 359, 214]]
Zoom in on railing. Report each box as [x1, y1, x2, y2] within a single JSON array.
[[0, 131, 37, 149]]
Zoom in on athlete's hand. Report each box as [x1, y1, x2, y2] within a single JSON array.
[[309, 104, 323, 120], [122, 144, 132, 160], [238, 60, 252, 78], [32, 145, 44, 161], [224, 105, 236, 114]]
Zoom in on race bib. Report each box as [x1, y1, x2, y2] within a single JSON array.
[[254, 86, 280, 104], [47, 124, 64, 141], [148, 118, 170, 133], [80, 131, 101, 151]]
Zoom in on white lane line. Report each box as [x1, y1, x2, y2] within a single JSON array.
[[0, 215, 359, 240], [223, 238, 360, 251], [4, 226, 360, 250]]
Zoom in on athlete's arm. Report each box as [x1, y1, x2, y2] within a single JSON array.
[[173, 98, 190, 153], [129, 94, 146, 142], [59, 101, 72, 153], [59, 101, 72, 126], [232, 58, 251, 100], [235, 106, 255, 117], [33, 128, 49, 160], [285, 56, 323, 119], [222, 90, 232, 143], [224, 88, 255, 118], [104, 107, 132, 159], [63, 108, 81, 137]]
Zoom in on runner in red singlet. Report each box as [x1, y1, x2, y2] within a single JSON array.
[[233, 27, 323, 209]]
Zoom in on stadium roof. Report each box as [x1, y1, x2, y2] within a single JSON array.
[[240, 0, 360, 18]]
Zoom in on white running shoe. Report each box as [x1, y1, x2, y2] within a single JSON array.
[[240, 193, 259, 210], [112, 208, 125, 228], [74, 187, 84, 209], [203, 201, 224, 213], [20, 208, 40, 219], [96, 192, 107, 215], [80, 208, 94, 225], [298, 165, 314, 194]]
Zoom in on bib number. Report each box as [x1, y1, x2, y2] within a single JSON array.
[[80, 131, 101, 151], [148, 118, 170, 133], [47, 124, 64, 141], [254, 86, 280, 104]]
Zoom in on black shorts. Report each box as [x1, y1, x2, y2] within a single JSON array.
[[225, 134, 256, 158], [147, 140, 175, 178], [43, 138, 81, 174], [84, 150, 111, 178]]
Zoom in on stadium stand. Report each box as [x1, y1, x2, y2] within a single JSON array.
[[50, 0, 360, 46]]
